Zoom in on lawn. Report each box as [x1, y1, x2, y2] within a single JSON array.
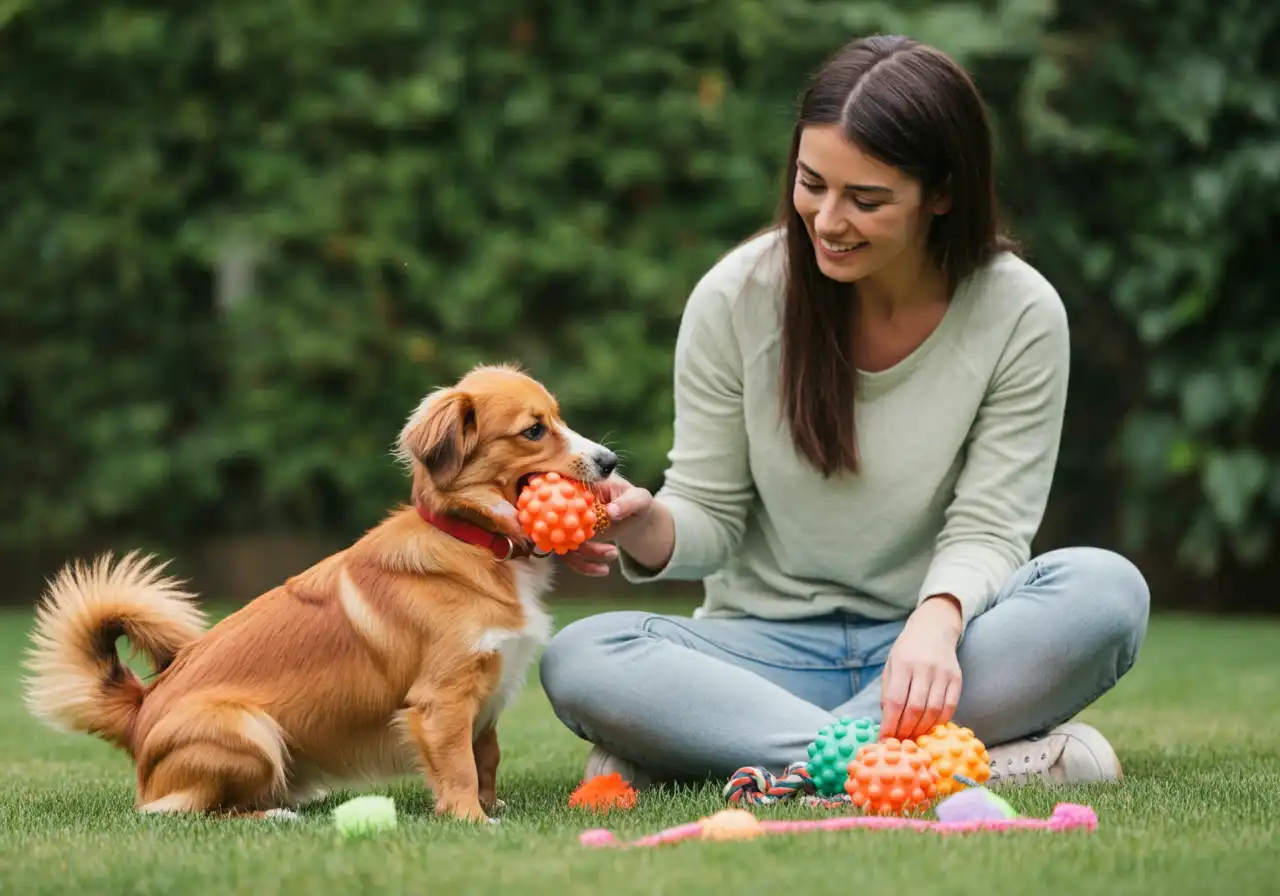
[[1, 596, 1277, 895]]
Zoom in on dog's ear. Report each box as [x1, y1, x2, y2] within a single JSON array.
[[401, 389, 479, 488]]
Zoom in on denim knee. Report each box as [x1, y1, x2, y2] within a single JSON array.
[[538, 610, 646, 723], [1049, 546, 1151, 654]]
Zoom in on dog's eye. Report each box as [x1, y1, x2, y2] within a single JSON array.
[[521, 422, 546, 441]]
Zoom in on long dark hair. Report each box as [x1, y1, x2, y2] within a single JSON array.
[[777, 34, 1018, 476]]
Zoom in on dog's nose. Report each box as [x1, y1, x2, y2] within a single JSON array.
[[594, 449, 619, 478]]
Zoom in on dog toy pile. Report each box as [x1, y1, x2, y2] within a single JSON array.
[[726, 720, 991, 811], [516, 472, 610, 555], [575, 720, 1098, 848], [332, 795, 398, 838], [578, 801, 1098, 849]]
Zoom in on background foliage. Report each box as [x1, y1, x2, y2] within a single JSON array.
[[1, 0, 1276, 610]]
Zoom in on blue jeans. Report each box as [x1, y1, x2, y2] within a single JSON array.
[[538, 547, 1150, 780]]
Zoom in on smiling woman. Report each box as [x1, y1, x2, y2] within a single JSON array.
[[539, 35, 1150, 795]]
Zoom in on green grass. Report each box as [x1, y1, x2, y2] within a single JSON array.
[[1, 598, 1277, 895]]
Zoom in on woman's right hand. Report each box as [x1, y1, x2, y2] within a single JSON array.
[[560, 475, 655, 577]]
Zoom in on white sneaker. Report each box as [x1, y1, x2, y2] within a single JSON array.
[[583, 745, 656, 789], [985, 722, 1124, 788]]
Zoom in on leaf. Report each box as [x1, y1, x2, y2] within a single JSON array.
[[1179, 370, 1229, 430], [1202, 449, 1270, 530]]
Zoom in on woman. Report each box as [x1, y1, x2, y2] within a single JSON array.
[[538, 34, 1149, 790]]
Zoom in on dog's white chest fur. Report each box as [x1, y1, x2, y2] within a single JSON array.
[[473, 559, 554, 732]]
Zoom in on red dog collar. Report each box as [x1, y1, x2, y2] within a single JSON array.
[[416, 504, 532, 561]]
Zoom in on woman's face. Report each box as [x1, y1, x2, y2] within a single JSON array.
[[791, 123, 949, 286]]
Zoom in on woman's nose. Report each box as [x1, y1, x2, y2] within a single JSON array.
[[815, 195, 844, 233]]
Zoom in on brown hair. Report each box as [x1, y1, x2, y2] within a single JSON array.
[[776, 34, 1017, 476]]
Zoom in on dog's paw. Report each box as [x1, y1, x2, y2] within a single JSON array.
[[262, 808, 302, 822]]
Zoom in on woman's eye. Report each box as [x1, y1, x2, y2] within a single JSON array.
[[854, 199, 882, 212], [522, 422, 546, 441]]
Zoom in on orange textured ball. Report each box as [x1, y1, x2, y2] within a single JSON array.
[[844, 738, 939, 816], [516, 472, 609, 555], [915, 722, 991, 796]]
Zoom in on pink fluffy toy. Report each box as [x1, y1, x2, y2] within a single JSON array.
[[579, 801, 1098, 849]]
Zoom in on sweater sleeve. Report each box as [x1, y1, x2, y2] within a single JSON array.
[[619, 260, 755, 583], [917, 290, 1071, 630]]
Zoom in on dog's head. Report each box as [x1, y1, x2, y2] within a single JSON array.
[[397, 364, 618, 533]]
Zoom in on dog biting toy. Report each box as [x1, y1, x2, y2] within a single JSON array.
[[915, 722, 991, 796], [805, 716, 880, 797], [568, 773, 637, 814], [516, 472, 609, 555], [579, 803, 1098, 848], [332, 795, 398, 838], [845, 738, 939, 816]]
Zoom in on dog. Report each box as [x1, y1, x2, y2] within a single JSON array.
[[22, 363, 618, 822]]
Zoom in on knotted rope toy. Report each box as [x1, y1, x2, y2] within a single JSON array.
[[723, 761, 851, 808]]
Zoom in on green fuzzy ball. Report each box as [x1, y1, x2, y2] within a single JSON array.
[[332, 795, 398, 838], [804, 716, 880, 797]]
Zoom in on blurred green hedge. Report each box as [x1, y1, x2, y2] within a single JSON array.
[[1, 1, 1276, 608]]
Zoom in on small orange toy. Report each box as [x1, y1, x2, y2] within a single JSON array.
[[915, 721, 991, 796], [699, 808, 763, 841], [845, 738, 939, 816], [568, 773, 637, 814], [516, 472, 610, 555]]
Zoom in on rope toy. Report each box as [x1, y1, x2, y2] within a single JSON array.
[[723, 761, 851, 808]]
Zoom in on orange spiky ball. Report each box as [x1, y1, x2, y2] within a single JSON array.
[[844, 737, 939, 816], [516, 472, 610, 555], [568, 772, 637, 814], [915, 721, 991, 796]]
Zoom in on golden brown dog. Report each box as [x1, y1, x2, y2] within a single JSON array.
[[22, 363, 618, 822]]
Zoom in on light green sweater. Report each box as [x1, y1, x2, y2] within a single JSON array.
[[620, 228, 1070, 630]]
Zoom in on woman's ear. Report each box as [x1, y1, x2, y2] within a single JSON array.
[[400, 389, 479, 489], [931, 176, 953, 215]]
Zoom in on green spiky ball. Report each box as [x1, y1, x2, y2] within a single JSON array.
[[805, 716, 880, 797]]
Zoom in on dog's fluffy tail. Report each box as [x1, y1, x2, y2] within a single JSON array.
[[23, 551, 207, 753]]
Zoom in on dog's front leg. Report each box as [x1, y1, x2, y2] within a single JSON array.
[[474, 724, 502, 812], [403, 682, 489, 823]]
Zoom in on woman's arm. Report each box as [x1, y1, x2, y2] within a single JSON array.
[[915, 288, 1071, 630], [882, 279, 1071, 740]]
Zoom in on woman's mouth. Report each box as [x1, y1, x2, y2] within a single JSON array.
[[818, 236, 869, 259]]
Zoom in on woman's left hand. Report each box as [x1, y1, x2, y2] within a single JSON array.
[[879, 596, 965, 741]]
